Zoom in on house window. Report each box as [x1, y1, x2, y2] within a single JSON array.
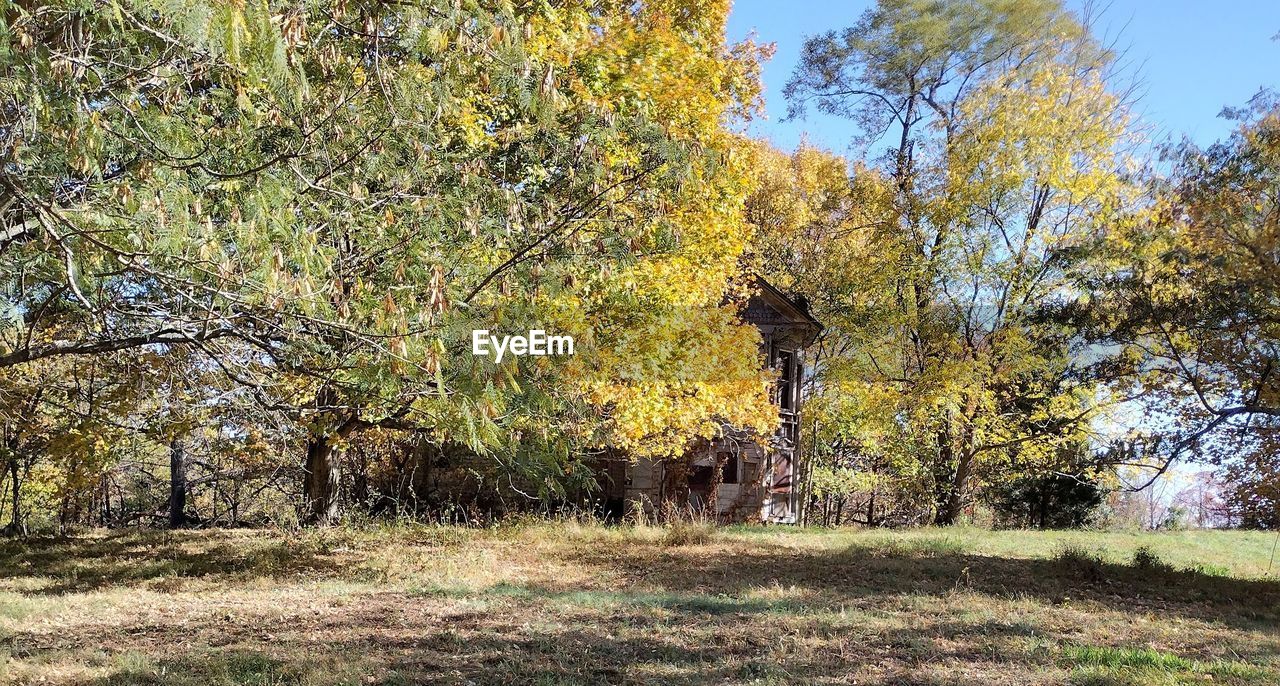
[[688, 465, 714, 488], [776, 349, 796, 412], [717, 451, 739, 484]]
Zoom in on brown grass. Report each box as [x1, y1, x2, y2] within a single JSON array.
[[0, 523, 1277, 685]]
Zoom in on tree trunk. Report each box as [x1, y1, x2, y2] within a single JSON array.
[[936, 451, 973, 526], [932, 428, 956, 525], [304, 434, 341, 524], [168, 438, 188, 528], [709, 452, 726, 523], [1037, 483, 1050, 529], [6, 457, 21, 536], [100, 474, 110, 526]]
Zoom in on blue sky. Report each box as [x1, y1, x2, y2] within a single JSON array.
[[727, 0, 1280, 155]]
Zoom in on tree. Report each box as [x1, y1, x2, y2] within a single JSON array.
[[777, 0, 1139, 524], [0, 348, 146, 533], [1220, 448, 1280, 529], [1076, 91, 1280, 496], [984, 441, 1106, 529], [1173, 471, 1230, 529], [3, 0, 778, 525]]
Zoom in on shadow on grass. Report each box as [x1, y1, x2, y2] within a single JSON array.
[[65, 608, 1276, 686], [418, 580, 808, 615], [0, 530, 344, 594], [562, 539, 1280, 631], [62, 612, 1070, 686], [4, 529, 1280, 685], [4, 529, 1280, 626]]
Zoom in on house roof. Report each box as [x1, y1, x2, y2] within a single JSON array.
[[743, 276, 824, 348]]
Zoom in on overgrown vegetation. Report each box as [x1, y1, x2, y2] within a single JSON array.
[[0, 0, 1276, 534], [3, 2, 1276, 681], [1, 524, 1278, 684], [758, 0, 1279, 528]]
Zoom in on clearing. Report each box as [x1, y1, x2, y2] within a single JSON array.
[[1, 524, 1278, 685]]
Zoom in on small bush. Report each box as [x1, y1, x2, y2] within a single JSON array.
[[1131, 545, 1173, 574], [1183, 562, 1231, 577], [1054, 544, 1105, 580], [1061, 644, 1271, 685], [661, 521, 715, 547], [916, 536, 966, 557], [847, 537, 965, 559]]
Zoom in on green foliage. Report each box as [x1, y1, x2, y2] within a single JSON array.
[[1054, 544, 1105, 580], [1221, 449, 1280, 529], [2, 0, 1276, 533], [1130, 546, 1172, 573], [987, 472, 1105, 529], [1066, 645, 1192, 671], [766, 0, 1139, 525], [659, 520, 716, 546], [1, 0, 776, 525], [1071, 91, 1280, 522]]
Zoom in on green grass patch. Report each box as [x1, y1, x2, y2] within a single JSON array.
[[1062, 644, 1273, 685], [1065, 645, 1194, 671]]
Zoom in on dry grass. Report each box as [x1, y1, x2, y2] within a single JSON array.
[[0, 523, 1277, 685]]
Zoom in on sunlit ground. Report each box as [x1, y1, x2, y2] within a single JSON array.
[[1, 524, 1278, 685]]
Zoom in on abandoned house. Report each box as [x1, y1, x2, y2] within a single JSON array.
[[600, 277, 823, 523], [368, 277, 822, 524]]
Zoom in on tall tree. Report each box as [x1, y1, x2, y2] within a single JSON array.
[[779, 0, 1138, 523], [3, 0, 778, 523]]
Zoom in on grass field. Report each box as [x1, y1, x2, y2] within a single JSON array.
[[1, 523, 1278, 685]]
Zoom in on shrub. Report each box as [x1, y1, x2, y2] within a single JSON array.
[[1183, 562, 1231, 577], [1054, 544, 1105, 581], [661, 521, 716, 547], [1131, 545, 1173, 573], [1063, 644, 1192, 671]]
